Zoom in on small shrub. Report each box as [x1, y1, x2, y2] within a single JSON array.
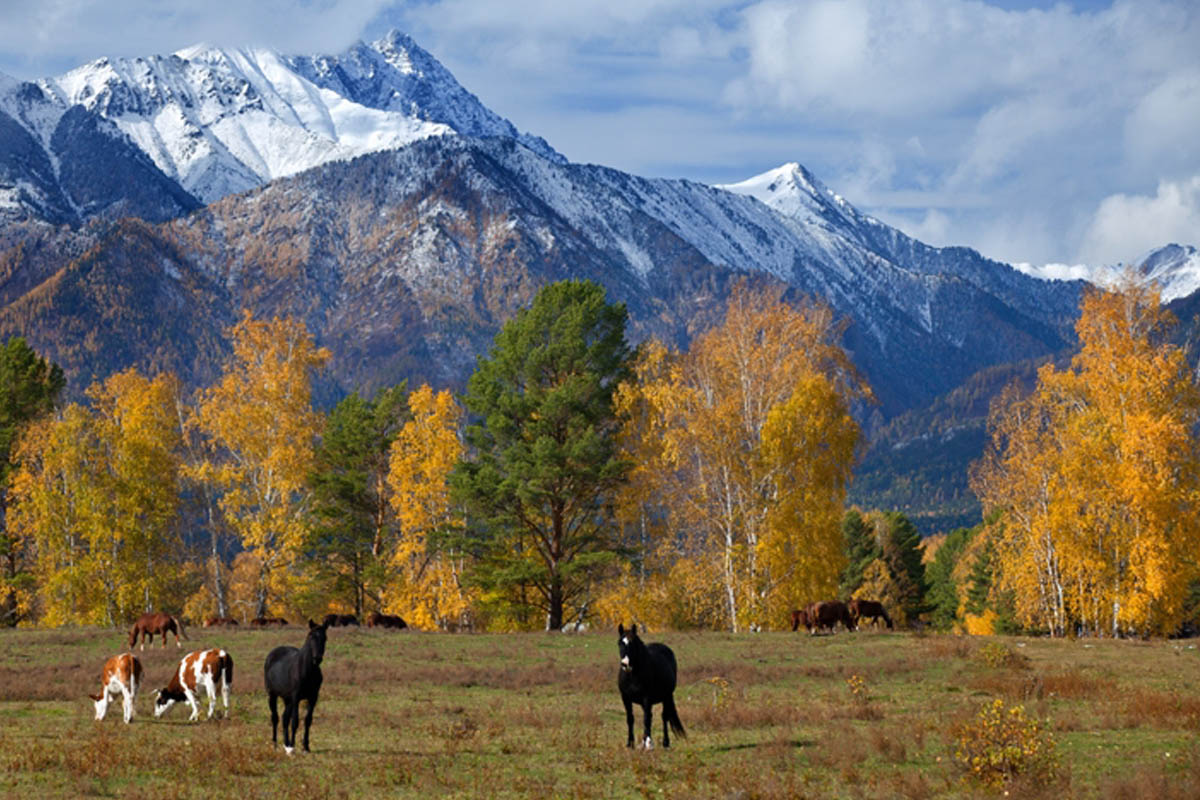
[[954, 698, 1059, 790], [976, 641, 1029, 669], [845, 673, 868, 702]]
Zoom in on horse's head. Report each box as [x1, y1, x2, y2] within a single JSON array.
[[153, 687, 183, 718], [617, 623, 644, 673], [306, 619, 329, 666]]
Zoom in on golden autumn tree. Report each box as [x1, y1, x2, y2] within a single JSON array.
[[193, 312, 329, 618], [617, 282, 866, 631], [9, 369, 186, 625], [386, 385, 474, 629], [972, 278, 1200, 636]]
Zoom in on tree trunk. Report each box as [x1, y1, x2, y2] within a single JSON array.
[[547, 578, 564, 630]]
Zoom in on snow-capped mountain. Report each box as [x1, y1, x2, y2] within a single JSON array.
[[0, 73, 199, 224], [33, 31, 558, 205], [1013, 244, 1200, 304]]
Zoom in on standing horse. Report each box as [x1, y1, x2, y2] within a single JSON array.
[[128, 612, 187, 650], [848, 598, 893, 630], [617, 623, 686, 749], [264, 619, 328, 754]]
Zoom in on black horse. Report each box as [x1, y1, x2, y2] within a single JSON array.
[[617, 623, 686, 749], [264, 619, 328, 754]]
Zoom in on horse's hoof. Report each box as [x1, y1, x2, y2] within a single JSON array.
[[643, 737, 653, 750], [284, 746, 294, 755]]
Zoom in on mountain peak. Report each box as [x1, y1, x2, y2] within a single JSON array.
[[29, 31, 559, 205]]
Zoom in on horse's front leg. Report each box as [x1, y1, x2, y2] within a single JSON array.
[[288, 699, 302, 754], [623, 695, 634, 747], [641, 701, 654, 749], [281, 699, 296, 754], [301, 695, 318, 753]]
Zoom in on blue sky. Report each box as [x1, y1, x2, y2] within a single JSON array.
[[1, 0, 1197, 267]]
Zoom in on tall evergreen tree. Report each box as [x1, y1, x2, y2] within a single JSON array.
[[452, 280, 633, 630], [926, 526, 973, 631], [306, 385, 408, 617], [839, 509, 879, 599], [0, 338, 65, 626]]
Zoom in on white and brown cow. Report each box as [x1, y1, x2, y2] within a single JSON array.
[[153, 648, 233, 721], [90, 652, 143, 723]]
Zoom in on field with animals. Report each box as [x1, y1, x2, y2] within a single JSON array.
[[1, 626, 1198, 799]]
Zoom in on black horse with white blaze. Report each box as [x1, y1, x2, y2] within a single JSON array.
[[617, 623, 686, 749], [264, 619, 328, 754]]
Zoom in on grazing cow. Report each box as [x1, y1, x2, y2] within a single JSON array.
[[153, 648, 234, 721], [322, 613, 359, 627], [90, 652, 143, 723], [790, 608, 810, 632], [804, 601, 856, 634], [618, 623, 686, 749], [204, 617, 239, 628], [265, 620, 328, 754], [129, 612, 187, 650], [366, 612, 407, 629], [849, 598, 893, 630]]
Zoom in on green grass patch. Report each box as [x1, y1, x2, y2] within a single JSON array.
[[0, 627, 1197, 798]]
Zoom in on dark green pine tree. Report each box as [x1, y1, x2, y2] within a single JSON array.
[[452, 280, 633, 630], [839, 509, 880, 599], [305, 384, 408, 618], [878, 511, 929, 623], [965, 542, 995, 617], [926, 525, 973, 631], [0, 337, 65, 626]]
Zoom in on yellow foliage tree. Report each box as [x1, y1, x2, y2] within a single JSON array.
[[615, 282, 866, 630], [10, 369, 186, 625], [193, 312, 329, 617], [972, 278, 1200, 636], [386, 385, 474, 630]]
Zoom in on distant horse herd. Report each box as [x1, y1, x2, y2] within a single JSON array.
[[89, 600, 891, 752]]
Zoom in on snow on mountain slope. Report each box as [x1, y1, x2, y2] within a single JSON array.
[[1013, 243, 1200, 303], [37, 31, 557, 205]]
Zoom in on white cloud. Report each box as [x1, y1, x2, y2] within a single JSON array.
[[0, 0, 391, 77], [1078, 176, 1200, 265]]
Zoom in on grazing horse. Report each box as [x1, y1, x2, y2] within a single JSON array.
[[265, 620, 328, 754], [804, 601, 856, 634], [90, 652, 143, 723], [322, 613, 359, 627], [205, 617, 239, 628], [366, 612, 407, 629], [128, 612, 187, 650], [251, 617, 289, 627], [790, 608, 810, 632], [617, 623, 686, 749], [154, 648, 234, 721], [849, 598, 893, 630]]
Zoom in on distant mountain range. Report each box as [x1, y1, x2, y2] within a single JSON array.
[[0, 31, 1196, 534]]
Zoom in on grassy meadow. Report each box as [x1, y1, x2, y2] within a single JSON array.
[[0, 625, 1197, 799]]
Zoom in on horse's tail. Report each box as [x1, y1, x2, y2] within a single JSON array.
[[223, 651, 234, 687], [664, 696, 686, 739], [173, 615, 189, 640]]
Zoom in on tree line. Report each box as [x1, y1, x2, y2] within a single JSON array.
[[1, 276, 1197, 634]]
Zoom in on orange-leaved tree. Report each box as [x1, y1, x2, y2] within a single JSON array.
[[386, 384, 474, 629], [972, 278, 1200, 636], [193, 312, 329, 618], [620, 282, 866, 630], [10, 369, 186, 625]]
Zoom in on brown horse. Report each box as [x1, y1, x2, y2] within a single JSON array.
[[251, 617, 289, 627], [204, 617, 239, 628], [128, 612, 187, 650], [803, 601, 856, 634], [790, 608, 810, 632], [366, 612, 407, 629], [848, 598, 893, 630]]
